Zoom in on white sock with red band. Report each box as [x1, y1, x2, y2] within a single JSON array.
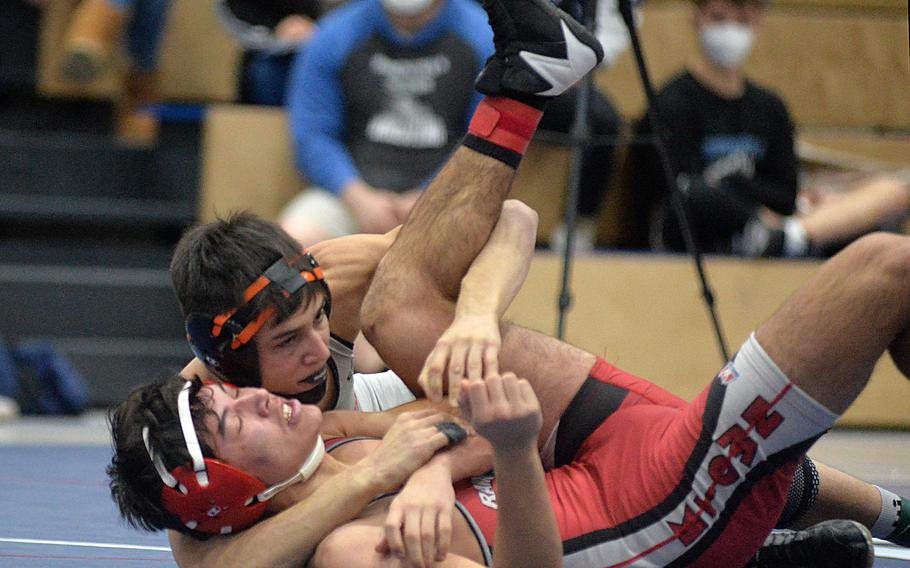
[[462, 97, 544, 169]]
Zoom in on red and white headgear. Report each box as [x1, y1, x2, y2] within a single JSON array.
[[142, 380, 325, 535]]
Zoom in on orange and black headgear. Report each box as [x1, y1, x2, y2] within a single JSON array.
[[184, 251, 330, 385]]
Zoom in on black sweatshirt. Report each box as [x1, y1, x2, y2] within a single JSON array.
[[627, 70, 798, 253]]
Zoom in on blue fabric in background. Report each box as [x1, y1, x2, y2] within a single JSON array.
[[106, 0, 172, 71]]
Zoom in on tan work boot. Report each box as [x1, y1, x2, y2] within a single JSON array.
[[59, 0, 130, 84], [116, 67, 160, 145]]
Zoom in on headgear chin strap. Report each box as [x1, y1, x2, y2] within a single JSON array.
[[185, 251, 330, 383], [142, 380, 326, 535]]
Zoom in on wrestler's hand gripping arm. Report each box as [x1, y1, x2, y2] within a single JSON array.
[[367, 201, 539, 564], [419, 199, 539, 404]]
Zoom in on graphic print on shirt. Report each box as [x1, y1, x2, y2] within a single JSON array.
[[365, 53, 451, 149], [342, 33, 479, 191]]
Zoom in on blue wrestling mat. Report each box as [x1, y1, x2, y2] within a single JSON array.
[[1, 438, 908, 567], [0, 446, 173, 567]]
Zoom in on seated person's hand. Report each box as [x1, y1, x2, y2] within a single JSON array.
[[359, 409, 453, 491], [375, 459, 456, 566], [341, 180, 401, 234], [274, 14, 316, 43], [458, 372, 541, 454], [418, 312, 501, 406]]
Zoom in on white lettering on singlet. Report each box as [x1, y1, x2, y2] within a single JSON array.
[[471, 474, 498, 510]]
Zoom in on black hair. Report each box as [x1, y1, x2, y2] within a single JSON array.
[[170, 212, 330, 386], [107, 374, 217, 538]]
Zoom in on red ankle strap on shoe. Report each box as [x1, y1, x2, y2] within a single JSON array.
[[469, 97, 543, 154], [463, 97, 543, 168]]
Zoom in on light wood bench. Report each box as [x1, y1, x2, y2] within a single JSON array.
[[598, 0, 910, 130], [507, 252, 910, 428], [38, 0, 240, 102], [199, 105, 300, 223]]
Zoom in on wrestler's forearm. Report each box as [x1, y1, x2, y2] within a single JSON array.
[[425, 434, 494, 482], [491, 445, 562, 568], [457, 200, 537, 320], [322, 399, 461, 439], [169, 465, 386, 568]]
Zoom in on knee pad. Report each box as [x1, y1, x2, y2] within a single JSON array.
[[776, 456, 820, 528]]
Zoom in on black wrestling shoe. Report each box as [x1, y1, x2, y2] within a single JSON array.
[[475, 0, 604, 101], [885, 499, 910, 546], [749, 520, 874, 568]]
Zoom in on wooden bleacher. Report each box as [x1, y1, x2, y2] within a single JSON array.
[[38, 0, 240, 103], [597, 0, 910, 130], [41, 0, 908, 238], [507, 252, 910, 429], [40, 0, 909, 123], [199, 105, 299, 222]]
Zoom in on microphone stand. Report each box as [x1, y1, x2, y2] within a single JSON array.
[[555, 0, 598, 340], [616, 0, 730, 361]]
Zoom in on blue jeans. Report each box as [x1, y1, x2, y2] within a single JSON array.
[[240, 51, 297, 106], [107, 0, 171, 71]]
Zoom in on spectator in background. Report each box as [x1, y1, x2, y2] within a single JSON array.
[[214, 0, 323, 106], [58, 0, 170, 143], [277, 0, 493, 247], [625, 0, 909, 256]]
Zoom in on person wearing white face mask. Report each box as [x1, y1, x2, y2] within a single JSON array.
[[626, 0, 910, 258], [699, 17, 754, 69], [277, 0, 493, 248], [624, 0, 800, 255]]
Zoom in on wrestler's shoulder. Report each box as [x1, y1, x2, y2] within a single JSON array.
[[310, 229, 398, 265]]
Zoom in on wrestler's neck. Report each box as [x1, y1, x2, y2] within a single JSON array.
[[689, 54, 746, 99], [316, 365, 338, 412], [266, 455, 349, 513], [183, 357, 208, 381]]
